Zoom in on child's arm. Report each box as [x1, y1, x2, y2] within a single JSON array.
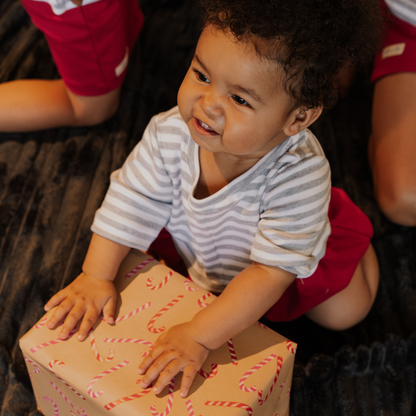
[[138, 263, 296, 397], [44, 233, 130, 340]]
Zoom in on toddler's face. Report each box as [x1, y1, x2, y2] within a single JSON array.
[[178, 25, 298, 162]]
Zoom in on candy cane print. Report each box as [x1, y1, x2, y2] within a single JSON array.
[[256, 321, 272, 331], [30, 328, 77, 353], [88, 330, 115, 362], [198, 363, 218, 379], [257, 356, 283, 405], [147, 271, 173, 290], [23, 356, 40, 373], [227, 339, 238, 366], [104, 385, 153, 410], [147, 294, 184, 334], [48, 360, 85, 400], [239, 353, 277, 393], [286, 340, 297, 354], [115, 302, 152, 323], [104, 338, 153, 357], [149, 379, 175, 416], [183, 280, 200, 292], [124, 259, 155, 279], [50, 381, 87, 416], [204, 401, 253, 416], [185, 399, 195, 416], [87, 359, 129, 398], [43, 396, 59, 416], [33, 317, 47, 329], [197, 293, 213, 308]]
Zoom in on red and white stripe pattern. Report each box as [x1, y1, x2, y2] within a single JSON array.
[[239, 353, 277, 393], [104, 385, 153, 410], [257, 321, 272, 331], [204, 401, 253, 416], [115, 302, 152, 323], [24, 356, 40, 373], [149, 379, 175, 416], [227, 339, 238, 366], [30, 328, 77, 353], [87, 359, 129, 398], [197, 293, 213, 308], [147, 295, 184, 334], [50, 381, 87, 416], [198, 363, 218, 379], [43, 396, 59, 416], [257, 356, 283, 405], [48, 360, 85, 400], [185, 399, 195, 416], [33, 317, 47, 329], [88, 330, 115, 362], [104, 337, 153, 357], [286, 340, 297, 354], [146, 271, 173, 290], [183, 280, 200, 292], [124, 259, 154, 279]]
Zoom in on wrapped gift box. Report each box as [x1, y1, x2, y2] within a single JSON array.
[[20, 250, 296, 416]]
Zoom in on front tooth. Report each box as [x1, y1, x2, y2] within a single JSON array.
[[201, 122, 211, 129]]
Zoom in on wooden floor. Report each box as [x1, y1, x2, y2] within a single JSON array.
[[0, 0, 415, 414]]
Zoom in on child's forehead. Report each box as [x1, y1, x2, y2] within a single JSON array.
[[197, 25, 287, 89]]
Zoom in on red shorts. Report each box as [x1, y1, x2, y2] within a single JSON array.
[[21, 0, 144, 96], [149, 187, 373, 322], [372, 1, 416, 82]]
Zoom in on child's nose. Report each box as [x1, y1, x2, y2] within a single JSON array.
[[200, 92, 223, 117]]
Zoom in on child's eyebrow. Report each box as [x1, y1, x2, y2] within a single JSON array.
[[193, 54, 264, 105], [229, 83, 265, 105]]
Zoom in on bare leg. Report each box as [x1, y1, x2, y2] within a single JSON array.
[[369, 72, 416, 226], [0, 79, 120, 132], [305, 244, 379, 330]]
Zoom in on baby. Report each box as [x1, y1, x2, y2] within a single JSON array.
[[45, 0, 381, 398]]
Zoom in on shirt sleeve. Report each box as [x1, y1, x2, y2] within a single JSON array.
[[91, 115, 173, 250], [250, 132, 332, 278]]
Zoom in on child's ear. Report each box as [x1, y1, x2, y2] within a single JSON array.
[[283, 106, 323, 136]]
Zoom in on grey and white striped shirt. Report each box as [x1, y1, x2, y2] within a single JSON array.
[[385, 0, 416, 26], [92, 106, 331, 293]]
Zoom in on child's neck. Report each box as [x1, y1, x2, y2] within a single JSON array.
[[194, 148, 261, 199]]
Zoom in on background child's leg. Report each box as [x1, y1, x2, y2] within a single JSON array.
[[369, 72, 416, 226], [305, 244, 379, 330], [0, 79, 120, 131]]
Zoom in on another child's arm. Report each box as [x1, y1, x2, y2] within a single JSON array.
[[44, 233, 130, 340], [138, 263, 296, 397]]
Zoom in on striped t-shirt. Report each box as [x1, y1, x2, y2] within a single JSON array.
[[92, 106, 332, 293], [385, 0, 416, 26]]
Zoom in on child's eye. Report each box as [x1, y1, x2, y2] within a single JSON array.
[[194, 70, 209, 84], [232, 95, 250, 107]]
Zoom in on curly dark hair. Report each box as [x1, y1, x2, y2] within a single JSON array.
[[196, 0, 382, 109]]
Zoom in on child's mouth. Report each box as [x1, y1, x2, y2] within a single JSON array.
[[194, 118, 218, 135]]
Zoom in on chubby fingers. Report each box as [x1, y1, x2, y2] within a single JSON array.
[[138, 349, 199, 397]]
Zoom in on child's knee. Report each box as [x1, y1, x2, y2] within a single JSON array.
[[68, 87, 121, 127], [375, 179, 416, 226]]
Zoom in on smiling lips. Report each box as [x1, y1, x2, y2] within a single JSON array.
[[194, 117, 218, 135]]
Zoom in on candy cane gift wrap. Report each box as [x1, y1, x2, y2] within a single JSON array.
[[19, 250, 296, 416]]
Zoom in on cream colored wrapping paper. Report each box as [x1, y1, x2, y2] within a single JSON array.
[[20, 250, 296, 416]]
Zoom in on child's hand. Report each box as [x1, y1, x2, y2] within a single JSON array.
[[138, 322, 210, 398], [44, 272, 117, 341]]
